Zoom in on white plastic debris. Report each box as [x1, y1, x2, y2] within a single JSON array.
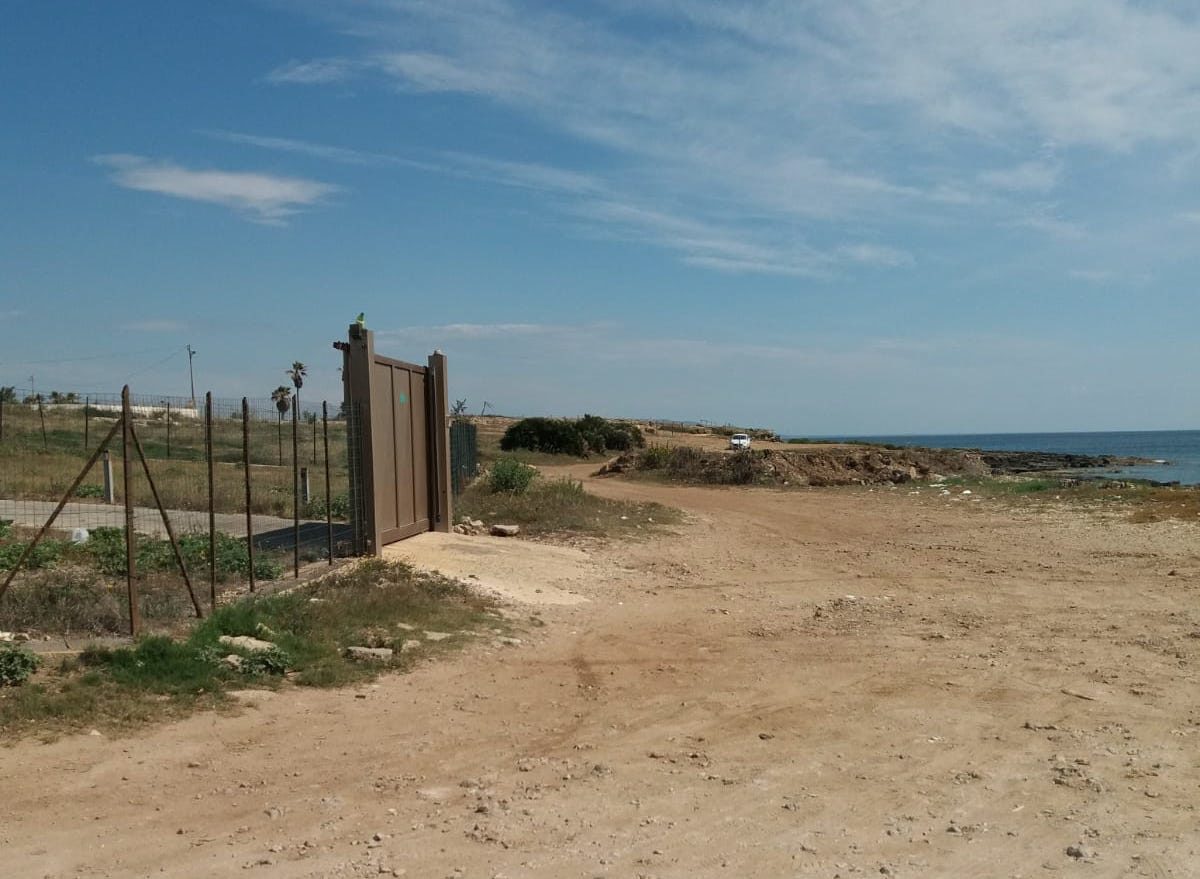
[[71, 528, 90, 544]]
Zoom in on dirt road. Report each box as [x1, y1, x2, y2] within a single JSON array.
[[2, 471, 1198, 877]]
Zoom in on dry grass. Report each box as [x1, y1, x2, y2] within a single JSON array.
[[0, 404, 350, 517], [0, 559, 505, 738], [456, 476, 681, 538]]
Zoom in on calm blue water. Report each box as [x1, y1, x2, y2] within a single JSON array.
[[807, 431, 1200, 486]]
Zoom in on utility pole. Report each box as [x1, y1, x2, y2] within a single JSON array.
[[186, 344, 197, 408]]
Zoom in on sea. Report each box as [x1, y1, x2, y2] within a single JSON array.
[[807, 430, 1200, 486]]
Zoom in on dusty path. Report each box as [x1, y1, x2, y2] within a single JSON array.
[[2, 473, 1198, 878]]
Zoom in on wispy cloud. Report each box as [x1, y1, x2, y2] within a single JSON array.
[[979, 160, 1061, 193], [266, 58, 356, 84], [267, 1, 1200, 273], [1180, 210, 1200, 224], [1068, 268, 1115, 283], [94, 154, 338, 224], [125, 319, 187, 333]]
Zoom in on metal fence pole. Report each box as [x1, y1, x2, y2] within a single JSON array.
[[323, 401, 333, 564], [121, 386, 141, 637], [83, 396, 89, 450], [242, 397, 255, 594], [166, 401, 171, 459], [292, 395, 300, 578], [38, 397, 47, 450], [205, 392, 216, 610]]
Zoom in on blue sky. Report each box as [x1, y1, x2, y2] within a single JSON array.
[[2, 0, 1199, 434]]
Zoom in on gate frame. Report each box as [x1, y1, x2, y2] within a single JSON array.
[[341, 324, 451, 554]]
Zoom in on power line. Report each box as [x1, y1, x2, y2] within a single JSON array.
[[122, 348, 185, 383]]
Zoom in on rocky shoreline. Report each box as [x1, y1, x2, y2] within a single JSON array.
[[600, 444, 1168, 487], [971, 449, 1161, 474]]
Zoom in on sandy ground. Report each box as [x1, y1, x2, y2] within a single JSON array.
[[2, 469, 1199, 878]]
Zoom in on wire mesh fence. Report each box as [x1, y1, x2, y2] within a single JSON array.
[[0, 387, 359, 637], [450, 420, 478, 496]]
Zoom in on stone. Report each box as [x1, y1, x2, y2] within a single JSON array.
[[218, 635, 275, 653], [490, 524, 520, 537], [1066, 844, 1095, 860], [346, 646, 394, 661], [400, 639, 423, 653], [221, 654, 244, 671], [470, 519, 485, 530], [424, 631, 453, 642]]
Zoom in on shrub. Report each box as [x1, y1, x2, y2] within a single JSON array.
[[638, 445, 672, 470], [75, 484, 105, 498], [0, 538, 67, 571], [500, 418, 588, 456], [0, 646, 42, 686], [576, 414, 644, 454], [0, 520, 11, 539], [304, 493, 350, 520], [490, 458, 537, 494]]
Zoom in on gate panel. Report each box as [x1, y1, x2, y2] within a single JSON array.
[[341, 325, 450, 553]]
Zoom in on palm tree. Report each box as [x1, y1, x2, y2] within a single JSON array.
[[271, 385, 292, 465], [286, 361, 307, 420]]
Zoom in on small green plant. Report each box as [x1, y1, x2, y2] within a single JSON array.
[[74, 484, 105, 498], [0, 538, 67, 571], [490, 458, 537, 494], [238, 646, 292, 676], [0, 646, 42, 686], [0, 520, 13, 539], [304, 492, 350, 520]]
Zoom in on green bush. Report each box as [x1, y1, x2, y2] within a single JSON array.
[[501, 415, 645, 456], [500, 417, 589, 456], [638, 445, 673, 470], [82, 527, 282, 581], [0, 646, 42, 686], [0, 520, 11, 539], [75, 484, 105, 498], [0, 538, 67, 571], [490, 458, 537, 494], [304, 493, 350, 520]]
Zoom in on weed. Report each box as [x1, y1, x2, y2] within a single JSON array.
[[490, 458, 537, 494], [74, 484, 105, 498], [457, 478, 680, 537]]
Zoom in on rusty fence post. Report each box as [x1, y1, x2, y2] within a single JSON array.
[[206, 392, 216, 610], [83, 396, 89, 449], [128, 422, 203, 619], [292, 394, 300, 578], [39, 396, 47, 450], [121, 386, 141, 637], [323, 401, 333, 564], [165, 400, 171, 459], [427, 350, 452, 533], [242, 397, 256, 594]]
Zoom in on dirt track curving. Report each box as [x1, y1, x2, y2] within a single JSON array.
[[2, 469, 1198, 877]]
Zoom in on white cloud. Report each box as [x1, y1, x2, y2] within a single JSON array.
[[94, 154, 338, 224], [266, 58, 355, 84], [1180, 210, 1200, 223], [979, 160, 1061, 192], [269, 1, 1200, 272], [837, 243, 915, 268]]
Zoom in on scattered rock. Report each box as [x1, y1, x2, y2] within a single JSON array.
[[490, 524, 520, 537], [346, 646, 394, 661], [1066, 844, 1096, 860], [497, 637, 522, 647], [218, 635, 275, 653], [221, 654, 243, 671], [401, 639, 423, 653]]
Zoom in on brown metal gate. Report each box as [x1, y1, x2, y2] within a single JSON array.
[[340, 325, 451, 554]]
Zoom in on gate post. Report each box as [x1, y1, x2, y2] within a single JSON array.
[[342, 323, 379, 555], [427, 350, 452, 532]]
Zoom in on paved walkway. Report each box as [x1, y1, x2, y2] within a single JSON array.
[[0, 498, 315, 540]]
